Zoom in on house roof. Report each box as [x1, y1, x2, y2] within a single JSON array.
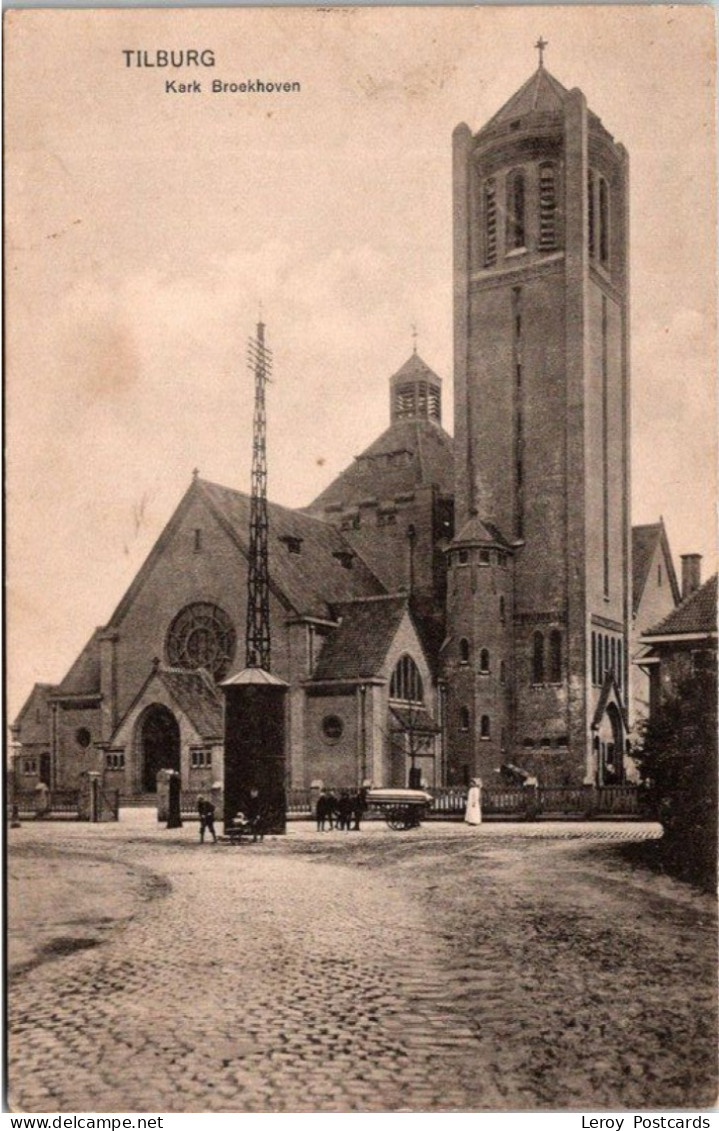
[[311, 595, 409, 681], [307, 418, 454, 513], [644, 574, 717, 639], [632, 521, 680, 613], [479, 65, 570, 136], [157, 666, 224, 738]]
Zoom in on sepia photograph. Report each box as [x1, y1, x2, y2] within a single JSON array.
[[5, 5, 717, 1115]]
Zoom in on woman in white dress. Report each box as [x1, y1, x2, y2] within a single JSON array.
[[464, 777, 483, 826]]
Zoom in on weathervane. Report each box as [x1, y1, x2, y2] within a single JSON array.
[[535, 36, 548, 68]]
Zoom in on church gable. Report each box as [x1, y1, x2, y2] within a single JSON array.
[[106, 483, 253, 722], [110, 664, 222, 752], [381, 607, 435, 711], [308, 596, 433, 694]]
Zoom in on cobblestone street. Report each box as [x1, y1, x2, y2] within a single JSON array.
[[7, 814, 717, 1113]]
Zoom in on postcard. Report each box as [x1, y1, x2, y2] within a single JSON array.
[[5, 5, 717, 1117]]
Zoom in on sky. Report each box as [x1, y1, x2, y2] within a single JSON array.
[[6, 5, 716, 722]]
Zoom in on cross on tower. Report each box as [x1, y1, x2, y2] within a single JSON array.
[[411, 322, 418, 355], [535, 36, 548, 67]]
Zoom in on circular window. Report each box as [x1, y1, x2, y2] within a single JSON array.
[[322, 715, 343, 742], [166, 603, 236, 681], [76, 728, 91, 749]]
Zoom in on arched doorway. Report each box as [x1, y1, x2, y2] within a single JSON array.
[[596, 702, 625, 785], [140, 705, 180, 792], [604, 703, 625, 784]]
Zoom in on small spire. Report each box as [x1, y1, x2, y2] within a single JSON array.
[[192, 467, 200, 480], [411, 322, 418, 355], [535, 36, 548, 68]]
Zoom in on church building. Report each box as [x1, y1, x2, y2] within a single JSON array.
[[13, 56, 650, 798]]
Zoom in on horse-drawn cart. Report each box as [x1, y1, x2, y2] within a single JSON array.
[[366, 788, 433, 830]]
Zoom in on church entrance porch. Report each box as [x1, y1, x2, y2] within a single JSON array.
[[597, 702, 625, 785], [388, 706, 438, 789], [139, 705, 180, 792]]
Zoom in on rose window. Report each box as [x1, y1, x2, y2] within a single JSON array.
[[165, 603, 236, 681]]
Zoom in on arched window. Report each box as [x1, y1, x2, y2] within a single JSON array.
[[617, 640, 623, 687], [479, 648, 490, 674], [591, 631, 597, 685], [507, 170, 526, 250], [610, 637, 616, 676], [484, 178, 497, 266], [532, 631, 544, 683], [499, 595, 506, 622], [480, 715, 491, 739], [604, 635, 610, 678], [538, 163, 557, 250], [390, 654, 424, 704], [459, 707, 470, 732], [549, 630, 562, 683], [500, 660, 506, 684], [459, 638, 470, 664]]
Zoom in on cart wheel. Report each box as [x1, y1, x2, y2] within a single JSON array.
[[386, 807, 410, 831]]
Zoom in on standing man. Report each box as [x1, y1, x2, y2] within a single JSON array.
[[197, 794, 217, 843], [246, 787, 263, 842]]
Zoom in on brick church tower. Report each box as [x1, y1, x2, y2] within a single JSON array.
[[446, 52, 631, 786]]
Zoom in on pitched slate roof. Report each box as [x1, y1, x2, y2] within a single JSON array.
[[390, 352, 442, 386], [644, 574, 718, 638], [311, 595, 409, 681], [632, 521, 680, 613], [157, 666, 224, 737], [53, 629, 102, 698], [196, 479, 385, 618], [52, 476, 386, 701], [389, 704, 439, 732], [479, 66, 570, 136], [451, 515, 513, 550], [307, 419, 454, 513], [12, 682, 56, 736], [221, 667, 288, 687]]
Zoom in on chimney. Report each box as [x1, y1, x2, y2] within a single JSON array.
[[680, 554, 702, 600]]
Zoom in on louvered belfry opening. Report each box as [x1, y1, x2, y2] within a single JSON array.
[[538, 163, 557, 249], [392, 377, 441, 423]]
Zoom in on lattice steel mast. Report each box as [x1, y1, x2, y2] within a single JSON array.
[[245, 321, 272, 669]]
